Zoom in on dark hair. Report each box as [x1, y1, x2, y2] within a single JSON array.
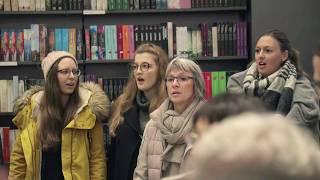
[[257, 29, 303, 76], [193, 93, 266, 125], [39, 58, 80, 150]]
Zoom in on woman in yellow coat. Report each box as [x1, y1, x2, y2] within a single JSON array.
[[8, 51, 110, 180]]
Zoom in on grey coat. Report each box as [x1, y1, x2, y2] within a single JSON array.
[[228, 70, 320, 139]]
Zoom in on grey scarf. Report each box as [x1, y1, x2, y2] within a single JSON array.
[[150, 98, 204, 170], [243, 60, 297, 114]]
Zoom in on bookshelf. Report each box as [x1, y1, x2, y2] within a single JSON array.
[[0, 0, 251, 125]]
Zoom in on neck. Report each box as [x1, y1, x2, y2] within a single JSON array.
[[61, 94, 70, 107], [144, 87, 157, 102]]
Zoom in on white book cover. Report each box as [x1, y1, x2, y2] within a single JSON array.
[[176, 27, 182, 56], [11, 0, 19, 11], [36, 0, 41, 11], [0, 80, 8, 112], [97, 0, 103, 10], [40, 0, 45, 10], [181, 26, 188, 55], [3, 0, 11, 11], [191, 29, 197, 55], [18, 80, 25, 96], [18, 0, 24, 10], [31, 24, 40, 61], [167, 22, 173, 58], [196, 30, 202, 56], [186, 28, 192, 53], [104, 0, 108, 10], [7, 80, 13, 112], [212, 26, 218, 57], [91, 0, 97, 10], [30, 0, 36, 11]]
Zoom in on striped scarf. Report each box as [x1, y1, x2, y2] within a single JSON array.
[[243, 60, 297, 115]]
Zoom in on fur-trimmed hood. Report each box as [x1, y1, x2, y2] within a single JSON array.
[[13, 82, 110, 123]]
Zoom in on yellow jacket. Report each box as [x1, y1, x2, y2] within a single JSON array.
[[8, 82, 110, 180]]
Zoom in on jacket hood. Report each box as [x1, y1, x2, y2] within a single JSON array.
[[13, 82, 110, 123], [80, 82, 110, 122]]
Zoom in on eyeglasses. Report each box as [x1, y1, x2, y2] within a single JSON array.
[[130, 62, 152, 72], [165, 76, 193, 84], [57, 69, 81, 77]]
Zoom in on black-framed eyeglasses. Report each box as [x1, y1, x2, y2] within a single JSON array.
[[165, 76, 193, 84], [57, 69, 81, 77], [130, 62, 152, 72]]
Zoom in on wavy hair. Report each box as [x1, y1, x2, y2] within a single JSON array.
[[109, 43, 169, 136]]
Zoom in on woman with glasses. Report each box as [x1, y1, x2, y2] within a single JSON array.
[[9, 51, 110, 180], [133, 57, 206, 180], [108, 43, 169, 180]]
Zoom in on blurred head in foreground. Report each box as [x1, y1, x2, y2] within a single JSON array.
[[191, 113, 320, 180]]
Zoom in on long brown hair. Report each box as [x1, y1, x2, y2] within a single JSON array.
[[109, 43, 169, 136], [39, 58, 80, 150]]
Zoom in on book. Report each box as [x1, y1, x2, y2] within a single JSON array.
[[90, 25, 98, 60], [47, 28, 55, 54], [24, 29, 32, 61], [31, 24, 40, 62], [76, 28, 83, 60], [69, 28, 77, 57], [16, 29, 24, 62], [9, 29, 17, 62], [39, 24, 47, 61]]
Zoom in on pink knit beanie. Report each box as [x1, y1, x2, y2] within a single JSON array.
[[41, 51, 77, 80]]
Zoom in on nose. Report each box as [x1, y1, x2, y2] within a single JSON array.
[[136, 65, 143, 74], [69, 72, 76, 78], [172, 78, 180, 86], [257, 50, 265, 59]]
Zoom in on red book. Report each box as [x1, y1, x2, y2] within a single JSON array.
[[203, 72, 212, 99], [117, 25, 123, 59], [9, 30, 17, 61], [85, 28, 91, 61], [2, 127, 10, 163]]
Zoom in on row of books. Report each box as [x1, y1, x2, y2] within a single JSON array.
[[0, 69, 239, 113], [0, 0, 84, 11], [203, 71, 236, 99], [0, 127, 18, 164], [0, 75, 128, 112], [0, 0, 247, 11], [83, 74, 128, 102], [107, 0, 247, 10], [0, 21, 247, 62]]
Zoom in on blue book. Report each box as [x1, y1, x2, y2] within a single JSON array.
[[55, 28, 62, 51], [61, 28, 69, 52]]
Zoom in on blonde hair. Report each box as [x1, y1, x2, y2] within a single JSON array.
[[192, 113, 320, 180], [109, 43, 169, 136]]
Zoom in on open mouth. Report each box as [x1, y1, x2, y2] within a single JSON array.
[[137, 78, 145, 83]]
